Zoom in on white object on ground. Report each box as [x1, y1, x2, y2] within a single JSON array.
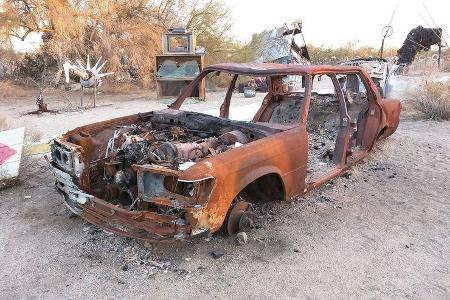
[[0, 127, 25, 181]]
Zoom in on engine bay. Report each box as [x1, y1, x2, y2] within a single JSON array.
[[55, 109, 286, 209]]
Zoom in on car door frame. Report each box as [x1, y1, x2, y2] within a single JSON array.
[[303, 71, 351, 188]]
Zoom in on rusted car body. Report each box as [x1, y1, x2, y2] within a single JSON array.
[[50, 63, 401, 241]]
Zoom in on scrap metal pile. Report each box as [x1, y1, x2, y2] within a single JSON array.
[[397, 25, 442, 65], [256, 20, 310, 65]]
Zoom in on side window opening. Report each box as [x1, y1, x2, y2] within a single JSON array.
[[255, 75, 306, 125], [226, 74, 268, 121], [338, 73, 369, 150]]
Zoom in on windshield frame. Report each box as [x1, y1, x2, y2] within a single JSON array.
[[168, 69, 311, 123]]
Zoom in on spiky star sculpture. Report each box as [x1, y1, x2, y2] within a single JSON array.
[[63, 55, 114, 88]]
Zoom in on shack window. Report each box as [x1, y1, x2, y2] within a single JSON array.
[[166, 35, 192, 53]]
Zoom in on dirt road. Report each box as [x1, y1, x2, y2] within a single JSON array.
[[0, 86, 449, 299]]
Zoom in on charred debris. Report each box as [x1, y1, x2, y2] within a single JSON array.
[[54, 110, 280, 209]]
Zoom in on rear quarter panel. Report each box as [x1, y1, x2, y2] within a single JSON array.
[[380, 99, 402, 138]]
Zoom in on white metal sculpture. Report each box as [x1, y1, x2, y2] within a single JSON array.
[[63, 55, 113, 107]]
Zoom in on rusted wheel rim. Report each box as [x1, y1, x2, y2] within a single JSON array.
[[238, 210, 256, 231], [225, 201, 251, 236]]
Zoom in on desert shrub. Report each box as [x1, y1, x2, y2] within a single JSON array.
[[0, 113, 14, 131], [0, 80, 32, 98], [441, 60, 450, 72], [414, 80, 450, 120], [1, 0, 233, 87], [16, 51, 58, 81], [307, 43, 397, 65]]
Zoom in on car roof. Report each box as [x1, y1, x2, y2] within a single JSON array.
[[203, 63, 366, 76]]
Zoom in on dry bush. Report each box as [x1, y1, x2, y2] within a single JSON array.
[[1, 0, 233, 87], [24, 128, 43, 144], [307, 42, 397, 65], [0, 114, 11, 131], [0, 80, 32, 98], [0, 113, 18, 131], [441, 60, 450, 72], [100, 81, 145, 94], [0, 113, 41, 143], [414, 80, 450, 120]]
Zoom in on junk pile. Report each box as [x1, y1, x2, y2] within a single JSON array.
[[155, 28, 206, 98], [396, 26, 442, 67]]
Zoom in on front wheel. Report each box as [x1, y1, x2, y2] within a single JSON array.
[[222, 200, 255, 236]]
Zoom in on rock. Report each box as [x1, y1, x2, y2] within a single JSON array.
[[175, 268, 190, 276], [147, 260, 164, 268], [143, 241, 154, 249], [211, 250, 224, 259], [122, 264, 129, 271], [236, 232, 248, 245], [293, 248, 300, 253]]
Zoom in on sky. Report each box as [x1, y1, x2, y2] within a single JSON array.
[[11, 0, 449, 52], [227, 0, 449, 49]]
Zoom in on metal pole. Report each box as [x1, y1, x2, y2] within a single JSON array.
[[379, 38, 385, 58], [80, 85, 84, 107], [438, 44, 442, 69], [93, 81, 97, 108]]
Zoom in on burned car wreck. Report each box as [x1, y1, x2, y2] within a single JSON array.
[[50, 63, 401, 241]]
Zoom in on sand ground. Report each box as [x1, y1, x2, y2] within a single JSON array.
[[0, 78, 449, 299]]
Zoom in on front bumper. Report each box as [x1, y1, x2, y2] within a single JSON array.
[[53, 166, 191, 242], [81, 196, 191, 242]]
